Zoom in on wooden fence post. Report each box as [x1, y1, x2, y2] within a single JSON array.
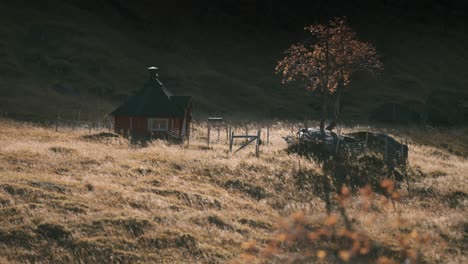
[[226, 125, 229, 144], [187, 123, 191, 146], [55, 112, 60, 132], [384, 135, 388, 163], [77, 111, 81, 128], [266, 123, 270, 145], [72, 112, 76, 131], [255, 130, 261, 157], [207, 124, 211, 148], [229, 131, 234, 153], [365, 132, 369, 154]]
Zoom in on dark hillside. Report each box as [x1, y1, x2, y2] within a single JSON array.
[[0, 0, 467, 123]]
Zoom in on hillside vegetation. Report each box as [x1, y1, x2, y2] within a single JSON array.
[[0, 0, 467, 122], [0, 119, 466, 263]]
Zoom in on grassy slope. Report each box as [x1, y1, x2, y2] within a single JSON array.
[[0, 119, 466, 263], [0, 1, 467, 121]]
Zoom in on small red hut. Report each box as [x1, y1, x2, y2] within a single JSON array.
[[110, 67, 192, 140]]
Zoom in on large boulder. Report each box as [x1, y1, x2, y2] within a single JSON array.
[[285, 128, 356, 160], [346, 132, 408, 171], [286, 128, 408, 170], [286, 129, 409, 189]]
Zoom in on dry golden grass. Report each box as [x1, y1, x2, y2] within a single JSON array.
[[0, 119, 466, 263]]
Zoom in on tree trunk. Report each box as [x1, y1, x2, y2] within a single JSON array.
[[329, 89, 341, 130], [327, 81, 343, 131], [320, 92, 328, 133], [335, 89, 341, 120]]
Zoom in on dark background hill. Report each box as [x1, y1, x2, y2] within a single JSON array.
[[0, 0, 467, 124]]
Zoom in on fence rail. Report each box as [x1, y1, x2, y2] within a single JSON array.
[[0, 117, 409, 161], [0, 116, 115, 133]]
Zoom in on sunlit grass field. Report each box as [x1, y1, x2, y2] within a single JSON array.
[[0, 118, 466, 263]]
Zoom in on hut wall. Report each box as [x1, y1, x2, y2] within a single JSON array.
[[114, 108, 191, 139], [114, 116, 130, 135], [114, 116, 148, 136], [132, 116, 148, 136], [185, 103, 192, 139]]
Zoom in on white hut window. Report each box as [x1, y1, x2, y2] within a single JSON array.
[[148, 118, 169, 132]]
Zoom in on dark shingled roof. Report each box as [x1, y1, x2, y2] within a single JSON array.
[[110, 78, 191, 117]]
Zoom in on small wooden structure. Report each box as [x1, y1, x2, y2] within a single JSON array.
[[110, 67, 192, 140], [229, 130, 261, 157]]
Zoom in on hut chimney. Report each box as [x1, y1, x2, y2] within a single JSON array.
[[147, 66, 158, 79]]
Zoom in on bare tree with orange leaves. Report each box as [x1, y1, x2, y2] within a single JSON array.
[[276, 17, 383, 132]]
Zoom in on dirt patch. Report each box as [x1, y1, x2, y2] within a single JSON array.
[[62, 204, 88, 214], [79, 158, 101, 169], [2, 184, 29, 196], [192, 163, 234, 178], [223, 180, 266, 200], [49, 146, 76, 155], [147, 189, 222, 210], [460, 222, 468, 253], [429, 150, 451, 160], [1, 184, 60, 201], [134, 167, 153, 176], [48, 201, 88, 214], [80, 132, 119, 141], [238, 218, 272, 230], [54, 167, 70, 175], [129, 201, 149, 210], [293, 169, 326, 194], [148, 179, 162, 186], [168, 205, 182, 211], [208, 215, 234, 230], [442, 222, 468, 254], [203, 216, 247, 234], [0, 194, 12, 208], [71, 239, 141, 264], [411, 167, 447, 179], [237, 162, 270, 173], [0, 228, 37, 249], [36, 223, 72, 242], [411, 187, 467, 209], [2, 155, 38, 169], [0, 207, 21, 218], [85, 183, 94, 192], [139, 232, 203, 256], [87, 218, 152, 238], [411, 187, 440, 198], [27, 181, 68, 194], [428, 170, 447, 178], [444, 191, 468, 209]]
